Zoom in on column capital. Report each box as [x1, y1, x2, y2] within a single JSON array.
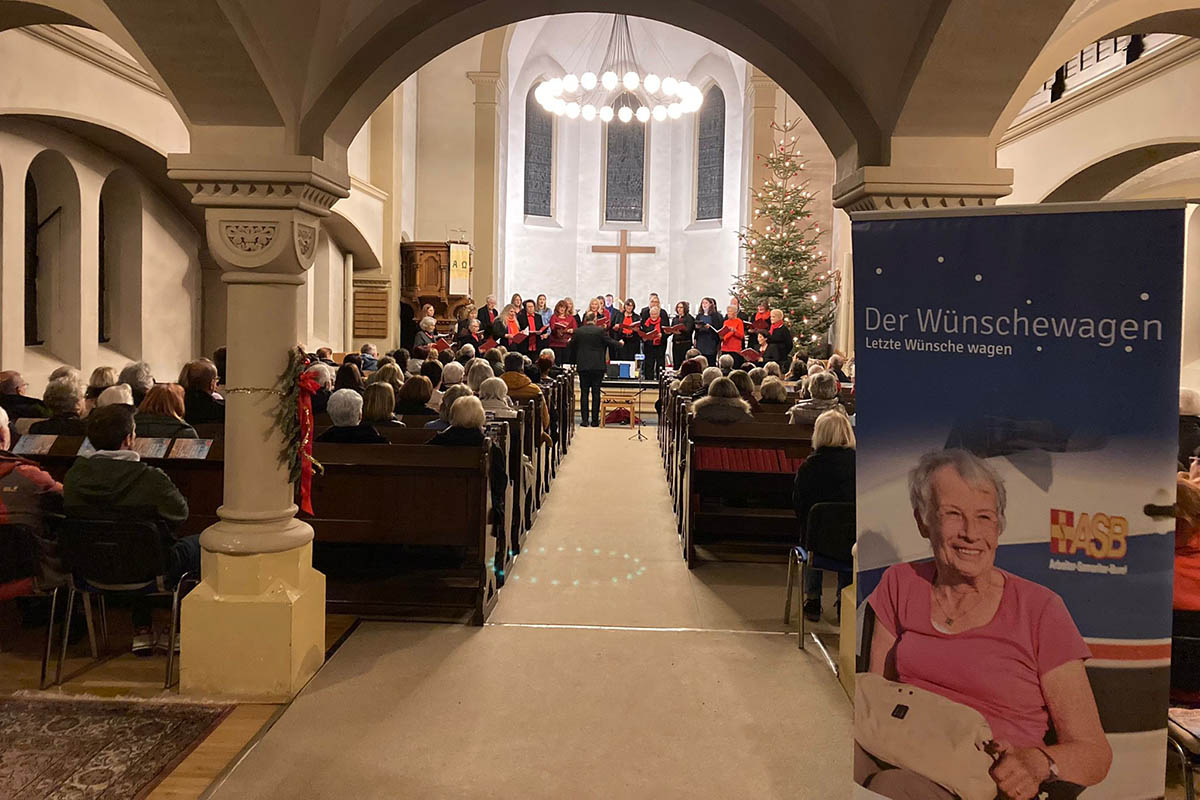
[[167, 153, 350, 216], [203, 207, 322, 276], [832, 165, 1014, 212], [467, 70, 504, 104]]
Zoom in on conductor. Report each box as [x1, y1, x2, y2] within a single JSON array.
[[568, 311, 623, 428]]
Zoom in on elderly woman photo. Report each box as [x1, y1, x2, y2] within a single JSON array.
[[316, 389, 387, 444], [858, 448, 1111, 800]]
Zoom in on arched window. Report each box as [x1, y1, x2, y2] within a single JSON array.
[[99, 171, 142, 354], [695, 85, 725, 221], [26, 151, 82, 363], [24, 174, 39, 345], [605, 93, 646, 223], [524, 87, 553, 217]]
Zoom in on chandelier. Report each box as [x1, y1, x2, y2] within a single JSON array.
[[533, 15, 704, 124]]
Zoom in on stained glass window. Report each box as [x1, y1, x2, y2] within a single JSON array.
[[696, 85, 725, 221], [524, 88, 553, 217], [605, 95, 646, 223]]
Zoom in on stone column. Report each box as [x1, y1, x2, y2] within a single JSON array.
[[468, 70, 503, 301], [748, 69, 778, 234], [343, 251, 354, 350], [167, 154, 349, 700]]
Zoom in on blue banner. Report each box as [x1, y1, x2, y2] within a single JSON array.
[[851, 203, 1184, 800]]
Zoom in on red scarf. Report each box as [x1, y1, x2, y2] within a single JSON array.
[[645, 315, 662, 344], [621, 312, 636, 334], [769, 321, 783, 334], [297, 369, 323, 515], [523, 313, 539, 348], [755, 310, 772, 329], [506, 316, 520, 336]]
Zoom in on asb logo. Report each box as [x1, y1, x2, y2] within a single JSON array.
[[1050, 509, 1128, 560]]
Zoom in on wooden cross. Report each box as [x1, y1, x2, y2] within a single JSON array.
[[591, 230, 657, 301]]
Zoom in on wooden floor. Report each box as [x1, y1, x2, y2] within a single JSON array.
[[0, 597, 357, 800]]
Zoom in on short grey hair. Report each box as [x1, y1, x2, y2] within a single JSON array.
[[43, 377, 84, 415], [478, 377, 509, 402], [808, 372, 838, 400], [706, 376, 741, 399], [807, 363, 825, 377], [908, 449, 1007, 533], [459, 344, 476, 360], [97, 383, 134, 407], [685, 348, 700, 360], [467, 362, 494, 392], [442, 361, 465, 385], [450, 395, 486, 429], [701, 366, 722, 388], [305, 363, 334, 389], [119, 361, 154, 393], [764, 362, 782, 378], [49, 365, 79, 383], [749, 367, 767, 386], [439, 383, 474, 422], [539, 348, 555, 363], [360, 343, 378, 356], [328, 388, 363, 427], [718, 354, 734, 370], [829, 353, 844, 369], [419, 316, 437, 332], [693, 355, 708, 368]]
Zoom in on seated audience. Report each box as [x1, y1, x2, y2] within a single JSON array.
[[430, 395, 488, 447], [97, 383, 134, 408], [792, 409, 856, 621], [334, 362, 366, 393], [389, 348, 410, 375], [717, 353, 735, 375], [485, 349, 504, 376], [676, 359, 703, 380], [426, 383, 474, 430], [48, 366, 79, 384], [181, 360, 225, 424], [748, 367, 767, 389], [759, 377, 790, 405], [785, 357, 808, 382], [63, 404, 198, 654], [343, 352, 364, 371], [697, 366, 722, 398], [479, 377, 517, 418], [685, 348, 701, 361], [691, 377, 753, 424], [764, 361, 783, 379], [316, 389, 387, 444], [362, 383, 404, 428], [85, 366, 118, 415], [1182, 388, 1200, 469], [788, 372, 843, 425], [360, 343, 380, 372], [1177, 473, 1200, 612], [502, 353, 551, 435], [315, 346, 336, 366], [30, 378, 88, 435], [728, 370, 762, 413], [368, 363, 404, 400], [421, 360, 445, 411], [437, 350, 453, 365], [119, 361, 155, 407], [305, 363, 334, 414], [828, 353, 851, 383], [692, 355, 708, 369], [394, 375, 438, 416], [0, 371, 50, 424], [538, 348, 564, 378], [457, 343, 476, 363], [0, 406, 64, 589], [675, 372, 704, 398], [442, 361, 465, 388], [213, 347, 227, 386], [466, 362, 494, 393], [134, 384, 198, 439]]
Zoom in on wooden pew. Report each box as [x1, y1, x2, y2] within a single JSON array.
[[680, 420, 813, 568]]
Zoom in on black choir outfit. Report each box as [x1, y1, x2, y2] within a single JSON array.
[[516, 309, 545, 356], [763, 322, 793, 366], [693, 308, 723, 362], [455, 329, 484, 348], [639, 314, 668, 379], [478, 305, 500, 329], [612, 311, 642, 362], [669, 312, 695, 368]]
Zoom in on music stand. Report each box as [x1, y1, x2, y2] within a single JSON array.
[[629, 355, 648, 442]]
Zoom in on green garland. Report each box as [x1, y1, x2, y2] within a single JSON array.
[[273, 347, 307, 485]]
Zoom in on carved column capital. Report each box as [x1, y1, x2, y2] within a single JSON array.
[[467, 70, 504, 105], [203, 208, 320, 276], [832, 165, 1014, 212]]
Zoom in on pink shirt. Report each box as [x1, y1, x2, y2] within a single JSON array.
[[868, 560, 1090, 748]]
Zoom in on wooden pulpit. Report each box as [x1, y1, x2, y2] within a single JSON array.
[[399, 241, 474, 332]]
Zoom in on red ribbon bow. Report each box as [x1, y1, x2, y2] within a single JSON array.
[[297, 371, 322, 515]]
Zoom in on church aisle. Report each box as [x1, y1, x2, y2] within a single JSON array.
[[207, 428, 852, 799]]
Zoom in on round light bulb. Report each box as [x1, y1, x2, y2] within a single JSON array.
[[667, 103, 682, 119], [652, 105, 667, 121], [599, 105, 614, 122], [580, 72, 597, 91], [618, 105, 633, 123], [581, 104, 596, 121], [566, 102, 580, 119], [552, 98, 566, 115], [535, 82, 549, 103], [662, 76, 678, 96], [677, 81, 693, 102], [601, 71, 618, 91], [563, 74, 579, 93], [623, 71, 640, 91], [643, 73, 661, 94], [635, 106, 650, 123], [548, 77, 563, 96]]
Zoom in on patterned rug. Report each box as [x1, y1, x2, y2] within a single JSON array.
[[0, 696, 232, 799]]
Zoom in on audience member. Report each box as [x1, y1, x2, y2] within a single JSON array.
[[30, 378, 88, 435], [479, 377, 517, 418], [360, 343, 380, 372], [85, 366, 118, 414], [763, 362, 782, 379], [438, 350, 454, 365], [0, 405, 64, 588], [316, 389, 387, 444], [1177, 472, 1200, 612], [1181, 388, 1200, 469], [63, 404, 198, 654], [697, 366, 722, 397], [426, 384, 474, 431], [390, 348, 410, 375], [430, 396, 487, 447], [675, 372, 704, 398], [421, 360, 445, 410], [788, 372, 843, 426], [362, 383, 404, 428], [728, 370, 761, 413], [691, 377, 753, 423], [97, 383, 134, 408], [315, 347, 336, 366], [414, 317, 438, 357], [759, 377, 790, 405], [334, 363, 366, 393], [466, 362, 494, 393], [0, 371, 50, 424], [305, 363, 334, 414], [342, 352, 364, 371], [119, 361, 155, 407], [717, 353, 735, 375], [748, 367, 767, 388], [394, 375, 438, 416], [828, 353, 850, 383], [181, 360, 226, 424], [485, 348, 504, 376], [457, 343, 476, 363], [502, 353, 551, 435], [47, 366, 79, 384], [213, 346, 227, 386], [792, 409, 856, 621], [135, 384, 198, 438], [367, 363, 404, 400], [442, 361, 465, 388]]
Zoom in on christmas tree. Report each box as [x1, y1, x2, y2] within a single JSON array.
[[732, 117, 837, 353]]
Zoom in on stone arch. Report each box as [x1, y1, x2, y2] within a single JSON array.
[[98, 168, 142, 356], [1042, 141, 1200, 202], [25, 148, 82, 365], [303, 1, 877, 168]]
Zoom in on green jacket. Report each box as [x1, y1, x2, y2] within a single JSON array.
[[63, 453, 188, 527]]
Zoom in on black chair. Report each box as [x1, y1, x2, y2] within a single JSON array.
[[0, 522, 63, 689], [54, 515, 196, 688], [784, 502, 854, 650], [1169, 609, 1200, 800]]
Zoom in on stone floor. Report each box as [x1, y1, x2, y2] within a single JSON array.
[[207, 425, 854, 799]]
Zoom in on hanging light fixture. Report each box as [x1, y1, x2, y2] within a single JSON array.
[[534, 15, 704, 124]]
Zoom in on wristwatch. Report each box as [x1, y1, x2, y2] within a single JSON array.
[[1036, 747, 1060, 780]]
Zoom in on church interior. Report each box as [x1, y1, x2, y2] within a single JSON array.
[[0, 1, 1199, 798]]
